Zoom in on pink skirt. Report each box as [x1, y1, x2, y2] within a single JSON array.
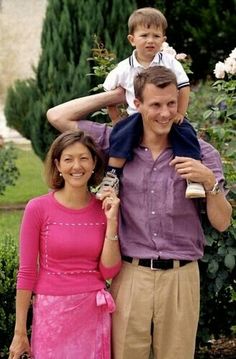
[[31, 289, 115, 359]]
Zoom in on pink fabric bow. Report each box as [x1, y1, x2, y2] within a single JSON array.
[[96, 289, 116, 313]]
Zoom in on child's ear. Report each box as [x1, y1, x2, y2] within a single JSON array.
[[127, 34, 135, 47]]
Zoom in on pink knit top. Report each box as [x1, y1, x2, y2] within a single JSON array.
[[17, 192, 121, 295]]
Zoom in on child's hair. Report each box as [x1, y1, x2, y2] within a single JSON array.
[[134, 66, 177, 101], [128, 7, 168, 35]]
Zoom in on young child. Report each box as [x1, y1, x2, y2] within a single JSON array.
[[97, 7, 205, 199]]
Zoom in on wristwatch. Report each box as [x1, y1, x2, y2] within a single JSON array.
[[206, 181, 221, 195]]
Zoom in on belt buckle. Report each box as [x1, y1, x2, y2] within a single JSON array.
[[150, 258, 159, 270]]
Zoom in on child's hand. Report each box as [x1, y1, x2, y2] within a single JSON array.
[[173, 112, 184, 125]]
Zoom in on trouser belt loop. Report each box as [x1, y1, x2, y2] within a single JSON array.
[[173, 260, 180, 268], [131, 258, 139, 266]]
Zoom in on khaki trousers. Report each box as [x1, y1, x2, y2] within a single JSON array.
[[110, 260, 200, 359]]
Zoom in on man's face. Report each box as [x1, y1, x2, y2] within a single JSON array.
[[134, 83, 178, 137]]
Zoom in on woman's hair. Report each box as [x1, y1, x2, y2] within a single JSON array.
[[128, 7, 168, 35], [134, 66, 177, 101], [44, 130, 105, 190]]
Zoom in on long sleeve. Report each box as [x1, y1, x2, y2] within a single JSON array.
[[17, 200, 42, 290]]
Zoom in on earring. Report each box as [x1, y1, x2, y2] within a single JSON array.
[[92, 170, 95, 174], [59, 173, 62, 177]]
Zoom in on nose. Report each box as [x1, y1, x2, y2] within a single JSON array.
[[160, 106, 170, 118], [72, 159, 81, 169]]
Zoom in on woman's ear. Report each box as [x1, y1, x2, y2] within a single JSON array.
[[54, 158, 60, 172]]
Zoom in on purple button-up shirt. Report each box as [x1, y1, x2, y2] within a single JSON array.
[[80, 120, 225, 261]]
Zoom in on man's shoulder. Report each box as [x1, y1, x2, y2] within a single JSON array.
[[199, 138, 220, 156]]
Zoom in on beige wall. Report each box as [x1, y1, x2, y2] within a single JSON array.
[[0, 0, 47, 104]]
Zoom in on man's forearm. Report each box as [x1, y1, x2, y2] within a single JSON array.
[[206, 192, 232, 232], [47, 88, 125, 132]]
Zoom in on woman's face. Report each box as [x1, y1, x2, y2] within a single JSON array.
[[55, 142, 96, 190]]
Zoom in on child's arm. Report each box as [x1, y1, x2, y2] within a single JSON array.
[[174, 86, 190, 124], [107, 105, 122, 126]]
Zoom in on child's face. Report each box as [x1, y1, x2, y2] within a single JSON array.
[[128, 25, 166, 63]]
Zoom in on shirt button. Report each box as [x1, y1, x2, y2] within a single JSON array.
[[151, 190, 154, 194], [153, 233, 157, 236], [151, 211, 156, 215], [153, 168, 157, 171], [145, 148, 148, 151]]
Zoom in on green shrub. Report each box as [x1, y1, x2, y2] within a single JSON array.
[[0, 235, 18, 357], [0, 146, 19, 196]]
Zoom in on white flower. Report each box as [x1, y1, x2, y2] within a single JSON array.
[[224, 56, 236, 75], [161, 42, 177, 57], [214, 61, 226, 79], [176, 53, 187, 61], [229, 48, 236, 59]]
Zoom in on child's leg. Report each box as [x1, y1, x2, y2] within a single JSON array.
[[170, 119, 206, 199], [96, 113, 143, 198]]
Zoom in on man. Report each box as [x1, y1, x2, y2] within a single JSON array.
[[47, 66, 232, 359]]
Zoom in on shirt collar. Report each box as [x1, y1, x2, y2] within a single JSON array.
[[131, 50, 163, 68]]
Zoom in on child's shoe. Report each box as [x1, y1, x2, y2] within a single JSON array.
[[185, 180, 206, 198], [96, 171, 119, 198]]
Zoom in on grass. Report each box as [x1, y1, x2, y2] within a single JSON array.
[[0, 210, 23, 242], [0, 144, 48, 205], [0, 143, 47, 242]]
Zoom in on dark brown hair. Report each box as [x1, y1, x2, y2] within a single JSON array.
[[45, 130, 104, 190], [128, 7, 168, 35], [134, 66, 178, 102]]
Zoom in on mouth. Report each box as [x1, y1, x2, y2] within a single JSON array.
[[155, 118, 170, 125], [71, 173, 83, 178]]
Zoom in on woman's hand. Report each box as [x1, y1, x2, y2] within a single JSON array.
[[101, 188, 120, 221], [8, 332, 31, 359]]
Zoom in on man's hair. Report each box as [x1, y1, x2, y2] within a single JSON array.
[[45, 130, 104, 189], [134, 66, 177, 101], [128, 7, 168, 35]]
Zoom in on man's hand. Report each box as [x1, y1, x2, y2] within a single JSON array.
[[169, 156, 216, 190]]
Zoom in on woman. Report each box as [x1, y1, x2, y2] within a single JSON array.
[[9, 130, 121, 359]]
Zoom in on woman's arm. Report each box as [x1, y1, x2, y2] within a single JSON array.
[[99, 189, 121, 279], [8, 290, 32, 359]]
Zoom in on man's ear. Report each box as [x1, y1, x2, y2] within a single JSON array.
[[134, 98, 141, 111], [127, 34, 135, 47]]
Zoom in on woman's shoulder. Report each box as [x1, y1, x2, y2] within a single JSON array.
[[25, 192, 53, 211]]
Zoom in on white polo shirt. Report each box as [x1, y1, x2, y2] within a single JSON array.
[[103, 50, 190, 115]]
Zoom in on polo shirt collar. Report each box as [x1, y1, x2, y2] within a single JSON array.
[[131, 50, 163, 68]]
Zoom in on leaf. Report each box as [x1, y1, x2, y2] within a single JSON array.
[[208, 259, 219, 274], [224, 254, 235, 270], [203, 109, 213, 120]]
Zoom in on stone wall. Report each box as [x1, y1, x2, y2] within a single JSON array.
[[0, 0, 47, 103], [0, 0, 47, 140]]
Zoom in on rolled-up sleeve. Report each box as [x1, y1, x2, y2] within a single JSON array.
[[79, 120, 112, 154]]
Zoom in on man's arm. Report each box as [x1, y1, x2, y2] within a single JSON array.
[[47, 88, 125, 132], [170, 156, 232, 232]]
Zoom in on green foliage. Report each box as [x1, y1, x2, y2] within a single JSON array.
[[154, 0, 236, 80], [0, 235, 18, 357], [4, 0, 138, 160], [189, 56, 236, 343], [0, 147, 47, 205], [0, 146, 19, 196]]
